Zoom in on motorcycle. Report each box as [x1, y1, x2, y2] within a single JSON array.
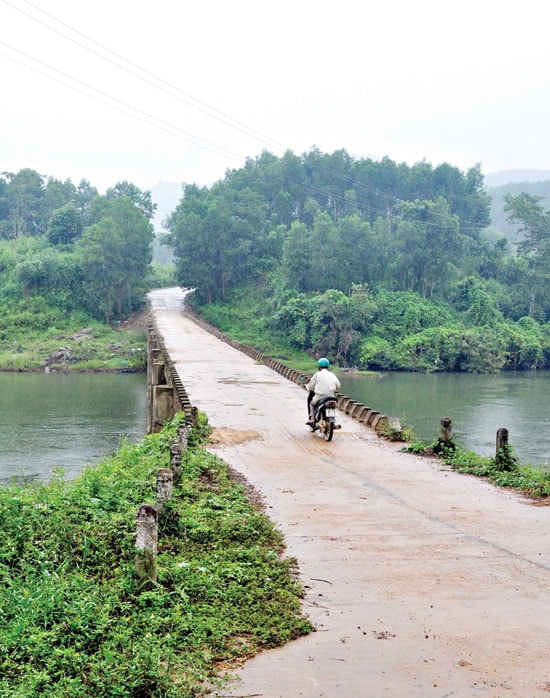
[[308, 396, 341, 441]]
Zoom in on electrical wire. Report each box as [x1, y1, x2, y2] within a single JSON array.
[[1, 0, 284, 151], [0, 39, 245, 161], [0, 0, 490, 233]]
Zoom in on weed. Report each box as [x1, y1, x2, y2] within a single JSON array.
[[0, 413, 312, 696], [378, 419, 415, 442], [406, 438, 550, 500], [404, 439, 430, 455]]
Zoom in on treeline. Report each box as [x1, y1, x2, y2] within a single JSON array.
[[164, 149, 550, 372], [0, 169, 160, 325]]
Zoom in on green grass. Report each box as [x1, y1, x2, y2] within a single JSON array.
[[0, 413, 312, 697], [405, 440, 550, 500], [0, 317, 147, 372]]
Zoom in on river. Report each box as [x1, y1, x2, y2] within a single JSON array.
[[0, 372, 146, 483], [1, 369, 547, 483], [339, 369, 549, 466]]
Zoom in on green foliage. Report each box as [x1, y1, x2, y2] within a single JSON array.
[[164, 150, 492, 304], [376, 420, 414, 442], [105, 181, 157, 221], [0, 297, 147, 371], [159, 148, 550, 369], [502, 193, 550, 320], [406, 441, 550, 499], [193, 278, 548, 373], [405, 439, 430, 455], [47, 203, 82, 246], [78, 196, 154, 322], [307, 288, 373, 364], [2, 158, 549, 372], [397, 325, 505, 372], [359, 336, 396, 369], [166, 182, 278, 303], [0, 173, 160, 327], [1, 169, 46, 238], [0, 415, 312, 696], [147, 261, 177, 290]]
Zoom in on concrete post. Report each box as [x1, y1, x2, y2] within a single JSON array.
[[156, 468, 173, 509], [440, 417, 453, 445], [170, 443, 182, 483], [178, 424, 190, 451], [496, 428, 509, 456], [434, 416, 455, 453], [135, 504, 158, 584]]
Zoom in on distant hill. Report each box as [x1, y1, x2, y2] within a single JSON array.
[[484, 169, 550, 186], [148, 181, 183, 263], [149, 181, 183, 234], [485, 172, 550, 244]]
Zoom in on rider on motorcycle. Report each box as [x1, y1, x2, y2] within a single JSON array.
[[306, 358, 340, 424]]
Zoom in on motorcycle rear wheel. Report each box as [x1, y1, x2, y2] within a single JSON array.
[[323, 421, 334, 442]]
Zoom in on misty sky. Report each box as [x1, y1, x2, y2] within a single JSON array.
[[2, 0, 550, 193]]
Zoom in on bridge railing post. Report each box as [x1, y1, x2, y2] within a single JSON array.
[[135, 504, 158, 585]]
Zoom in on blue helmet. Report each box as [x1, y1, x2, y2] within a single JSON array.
[[318, 357, 330, 368]]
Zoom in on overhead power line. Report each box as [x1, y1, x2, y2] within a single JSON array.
[[1, 0, 284, 152], [0, 0, 490, 232], [0, 40, 244, 161]]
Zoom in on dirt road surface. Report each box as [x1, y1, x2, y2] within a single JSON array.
[[149, 288, 550, 698]]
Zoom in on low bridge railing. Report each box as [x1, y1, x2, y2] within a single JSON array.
[[147, 321, 196, 433]]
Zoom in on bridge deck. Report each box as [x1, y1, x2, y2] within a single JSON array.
[[149, 287, 550, 698]]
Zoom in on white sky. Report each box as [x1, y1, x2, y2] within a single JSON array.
[[2, 0, 550, 193]]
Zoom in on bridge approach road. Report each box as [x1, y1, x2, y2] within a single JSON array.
[[148, 287, 550, 698]]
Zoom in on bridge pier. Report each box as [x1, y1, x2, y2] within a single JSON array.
[[147, 324, 179, 433]]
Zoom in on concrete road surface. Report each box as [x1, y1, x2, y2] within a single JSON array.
[[149, 288, 550, 698]]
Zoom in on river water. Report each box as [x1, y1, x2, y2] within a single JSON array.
[[339, 370, 549, 466], [0, 372, 146, 483], [1, 369, 548, 483]]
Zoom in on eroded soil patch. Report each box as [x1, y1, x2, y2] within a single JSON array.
[[208, 427, 262, 447]]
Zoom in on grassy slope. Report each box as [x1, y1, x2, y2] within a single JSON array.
[[0, 303, 149, 372], [0, 413, 312, 697]]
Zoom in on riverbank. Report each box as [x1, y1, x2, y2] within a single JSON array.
[[0, 413, 311, 696], [0, 313, 148, 373]]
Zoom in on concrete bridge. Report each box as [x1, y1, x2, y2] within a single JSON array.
[[148, 287, 550, 698], [147, 295, 391, 437]]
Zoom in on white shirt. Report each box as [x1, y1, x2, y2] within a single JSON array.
[[306, 369, 340, 398]]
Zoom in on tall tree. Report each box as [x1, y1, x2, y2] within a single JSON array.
[[282, 220, 316, 292], [166, 183, 273, 302], [75, 179, 99, 225], [1, 169, 46, 238], [105, 181, 157, 220], [47, 203, 83, 246], [504, 192, 550, 318], [392, 198, 462, 297], [78, 197, 153, 322], [44, 177, 77, 213]]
